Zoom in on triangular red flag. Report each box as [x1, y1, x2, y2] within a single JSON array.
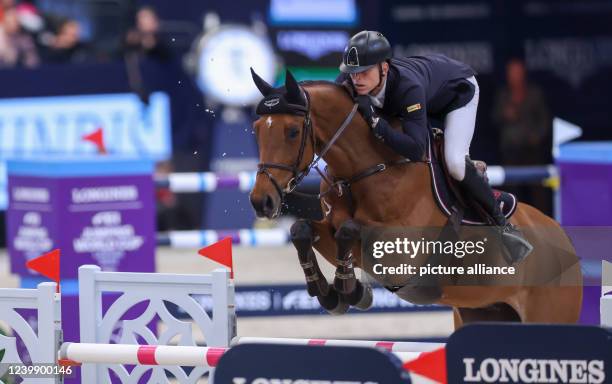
[[198, 237, 233, 278], [82, 127, 107, 154], [403, 347, 447, 383], [26, 249, 61, 292]]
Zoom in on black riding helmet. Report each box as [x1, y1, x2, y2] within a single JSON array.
[[339, 30, 392, 74]]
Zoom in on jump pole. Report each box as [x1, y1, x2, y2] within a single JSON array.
[[58, 342, 426, 367]]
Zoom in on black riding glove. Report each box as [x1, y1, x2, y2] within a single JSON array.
[[356, 95, 384, 140], [356, 95, 378, 127]]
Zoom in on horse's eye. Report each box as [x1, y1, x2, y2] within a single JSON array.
[[288, 126, 300, 139]]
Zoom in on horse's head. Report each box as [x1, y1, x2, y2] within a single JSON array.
[[249, 68, 315, 219]]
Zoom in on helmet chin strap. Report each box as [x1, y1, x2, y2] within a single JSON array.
[[370, 63, 385, 95]]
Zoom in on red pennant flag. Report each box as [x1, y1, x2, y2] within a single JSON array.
[[26, 249, 61, 292], [198, 237, 233, 278], [403, 347, 447, 384], [82, 127, 107, 154]]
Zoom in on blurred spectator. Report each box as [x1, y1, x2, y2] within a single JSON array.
[[14, 1, 44, 35], [0, 6, 39, 68], [0, 0, 13, 22], [155, 161, 196, 231], [493, 58, 552, 213], [124, 6, 170, 61], [124, 6, 171, 103], [42, 18, 89, 63], [0, 0, 15, 21]]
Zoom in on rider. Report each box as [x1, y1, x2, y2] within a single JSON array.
[[336, 30, 533, 264]]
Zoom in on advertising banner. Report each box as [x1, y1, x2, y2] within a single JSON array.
[[7, 158, 155, 278]]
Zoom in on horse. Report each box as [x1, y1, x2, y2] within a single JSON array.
[[249, 69, 582, 327]]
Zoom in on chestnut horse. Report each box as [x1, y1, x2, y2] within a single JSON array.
[[249, 70, 582, 327]]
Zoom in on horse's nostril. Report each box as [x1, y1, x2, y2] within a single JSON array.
[[250, 195, 264, 215], [264, 194, 275, 212]]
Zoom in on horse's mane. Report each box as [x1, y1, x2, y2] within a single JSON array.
[[300, 80, 354, 104], [300, 80, 335, 87]]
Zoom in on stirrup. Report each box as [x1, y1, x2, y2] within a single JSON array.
[[499, 224, 533, 265]]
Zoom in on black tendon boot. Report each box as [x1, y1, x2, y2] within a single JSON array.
[[460, 157, 533, 265]]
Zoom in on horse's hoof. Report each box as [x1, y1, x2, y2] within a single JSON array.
[[352, 282, 373, 311], [325, 299, 350, 316], [317, 289, 350, 315]]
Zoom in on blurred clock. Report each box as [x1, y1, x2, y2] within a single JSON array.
[[195, 25, 277, 106]]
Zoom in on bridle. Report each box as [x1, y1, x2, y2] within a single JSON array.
[[256, 97, 313, 199], [257, 87, 358, 201]]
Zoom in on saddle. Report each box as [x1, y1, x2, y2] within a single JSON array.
[[428, 128, 517, 226]]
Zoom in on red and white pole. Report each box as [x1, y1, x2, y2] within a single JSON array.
[[58, 343, 226, 368], [234, 337, 444, 353], [58, 342, 424, 367]]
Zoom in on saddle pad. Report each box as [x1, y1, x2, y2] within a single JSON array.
[[427, 136, 517, 225]]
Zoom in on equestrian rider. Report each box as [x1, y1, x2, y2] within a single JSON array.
[[336, 30, 533, 264]]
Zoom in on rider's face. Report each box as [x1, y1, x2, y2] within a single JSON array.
[[350, 66, 379, 95], [350, 63, 387, 95]]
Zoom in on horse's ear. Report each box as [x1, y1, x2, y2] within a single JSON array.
[[284, 70, 302, 104], [251, 67, 273, 96]]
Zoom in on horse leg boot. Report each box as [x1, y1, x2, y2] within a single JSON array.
[[290, 220, 349, 315], [460, 157, 533, 265], [333, 220, 373, 310]]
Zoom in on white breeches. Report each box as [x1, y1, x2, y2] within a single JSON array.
[[443, 76, 479, 181]]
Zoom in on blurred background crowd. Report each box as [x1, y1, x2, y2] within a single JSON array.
[[0, 0, 610, 242], [0, 0, 167, 67]]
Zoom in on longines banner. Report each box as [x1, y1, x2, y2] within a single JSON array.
[[447, 324, 611, 383], [213, 325, 611, 383]]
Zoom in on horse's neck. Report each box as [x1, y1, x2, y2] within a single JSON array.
[[307, 84, 397, 178], [307, 84, 440, 224]]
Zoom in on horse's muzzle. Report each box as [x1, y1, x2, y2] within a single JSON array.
[[250, 193, 279, 219]]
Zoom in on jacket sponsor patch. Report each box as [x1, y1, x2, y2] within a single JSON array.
[[406, 103, 421, 113]]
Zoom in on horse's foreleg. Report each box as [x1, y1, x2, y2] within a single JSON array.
[[333, 219, 373, 310], [333, 219, 360, 295], [290, 219, 349, 315], [290, 219, 330, 296]]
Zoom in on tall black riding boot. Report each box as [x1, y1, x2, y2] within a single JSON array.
[[459, 157, 533, 265]]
